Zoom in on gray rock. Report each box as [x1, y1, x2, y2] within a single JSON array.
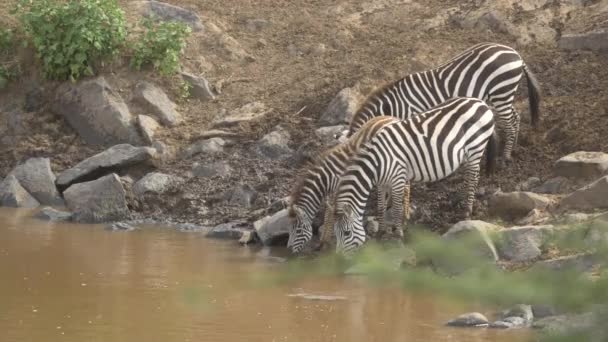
[[489, 191, 552, 220], [446, 312, 489, 327], [585, 217, 608, 246], [56, 144, 157, 190], [516, 177, 542, 191], [318, 88, 360, 126], [34, 207, 72, 222], [238, 230, 256, 244], [106, 222, 138, 231], [561, 176, 608, 210], [192, 161, 233, 178], [515, 208, 550, 226], [137, 115, 160, 145], [489, 320, 513, 329], [24, 86, 46, 112], [64, 174, 130, 223], [194, 129, 239, 140], [180, 72, 216, 101], [224, 184, 257, 208], [9, 158, 63, 206], [254, 209, 290, 246], [553, 151, 608, 180], [537, 254, 596, 273], [143, 0, 204, 31], [532, 304, 558, 319], [134, 81, 182, 127], [206, 222, 249, 239], [212, 102, 271, 128], [315, 125, 347, 146], [496, 225, 555, 262], [133, 172, 183, 198], [532, 176, 571, 194], [53, 77, 141, 146], [255, 127, 293, 160], [490, 316, 527, 329], [185, 138, 226, 157], [500, 304, 534, 322], [532, 313, 595, 335], [559, 30, 608, 52], [442, 220, 501, 261], [0, 175, 40, 208]]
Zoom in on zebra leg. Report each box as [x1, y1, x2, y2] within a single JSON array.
[[512, 108, 521, 148], [318, 200, 335, 250], [389, 178, 407, 238], [402, 180, 411, 231], [375, 186, 388, 238], [462, 161, 481, 219]]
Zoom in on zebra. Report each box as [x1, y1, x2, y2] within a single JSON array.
[[346, 42, 539, 163], [333, 97, 498, 255], [286, 116, 410, 254]]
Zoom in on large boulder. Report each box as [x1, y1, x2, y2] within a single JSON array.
[[558, 30, 608, 52], [63, 174, 129, 223], [489, 191, 552, 220], [132, 172, 184, 199], [442, 220, 501, 261], [180, 72, 216, 101], [318, 88, 360, 126], [137, 115, 160, 145], [56, 144, 157, 191], [531, 176, 571, 194], [134, 81, 182, 127], [446, 312, 489, 327], [553, 151, 608, 180], [142, 0, 204, 32], [9, 158, 63, 206], [53, 77, 141, 146], [496, 225, 555, 262], [0, 175, 40, 208], [560, 176, 608, 210], [254, 209, 290, 246]]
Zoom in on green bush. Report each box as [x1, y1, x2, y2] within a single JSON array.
[[0, 28, 18, 88], [13, 0, 126, 81], [130, 18, 191, 76]]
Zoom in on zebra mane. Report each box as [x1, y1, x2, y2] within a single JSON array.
[[348, 79, 402, 133]]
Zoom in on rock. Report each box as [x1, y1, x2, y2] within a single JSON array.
[[134, 81, 182, 127], [315, 125, 347, 146], [24, 86, 46, 112], [268, 197, 289, 216], [532, 304, 558, 319], [489, 191, 552, 220], [490, 316, 528, 329], [212, 102, 271, 128], [34, 207, 72, 222], [537, 254, 596, 273], [442, 220, 501, 261], [185, 138, 226, 157], [239, 230, 256, 244], [0, 175, 40, 208], [500, 304, 534, 322], [515, 208, 550, 226], [180, 72, 216, 101], [255, 127, 293, 160], [56, 144, 157, 191], [143, 0, 204, 32], [133, 172, 183, 198], [53, 77, 141, 146], [559, 30, 608, 52], [446, 312, 489, 327], [553, 151, 608, 180], [137, 115, 160, 145], [532, 313, 595, 335], [318, 88, 360, 126], [496, 225, 555, 262], [205, 222, 250, 239], [560, 212, 595, 225], [106, 222, 138, 231], [192, 161, 233, 178], [561, 176, 608, 210], [9, 158, 63, 206], [516, 177, 542, 192], [287, 293, 348, 301], [194, 129, 238, 140], [224, 184, 257, 208], [489, 320, 513, 329], [531, 176, 571, 194], [64, 174, 129, 223], [585, 218, 608, 246], [254, 209, 290, 246]]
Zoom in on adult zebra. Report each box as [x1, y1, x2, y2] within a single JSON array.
[[346, 42, 539, 162], [333, 97, 498, 255], [287, 116, 407, 254]]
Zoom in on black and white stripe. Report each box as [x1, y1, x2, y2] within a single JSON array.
[[334, 97, 498, 254], [347, 43, 539, 161]]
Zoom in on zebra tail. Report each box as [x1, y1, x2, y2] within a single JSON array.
[[485, 130, 499, 176], [523, 64, 541, 129]]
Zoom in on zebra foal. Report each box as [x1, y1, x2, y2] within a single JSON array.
[[286, 116, 409, 254], [347, 42, 539, 163], [333, 97, 499, 254]]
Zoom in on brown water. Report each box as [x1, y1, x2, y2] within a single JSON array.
[[0, 208, 528, 342]]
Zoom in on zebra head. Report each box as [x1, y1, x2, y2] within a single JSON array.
[[333, 205, 366, 256], [286, 206, 313, 254]]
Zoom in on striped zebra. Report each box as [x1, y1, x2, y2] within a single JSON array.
[[333, 97, 498, 254], [286, 116, 409, 254], [347, 42, 539, 162]]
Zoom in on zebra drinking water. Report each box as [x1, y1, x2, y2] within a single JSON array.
[[333, 97, 498, 255], [286, 116, 409, 254], [346, 42, 539, 162]]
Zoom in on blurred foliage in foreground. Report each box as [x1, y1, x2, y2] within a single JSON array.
[[254, 219, 608, 342]]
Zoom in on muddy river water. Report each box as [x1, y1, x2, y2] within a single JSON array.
[[0, 209, 527, 342]]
